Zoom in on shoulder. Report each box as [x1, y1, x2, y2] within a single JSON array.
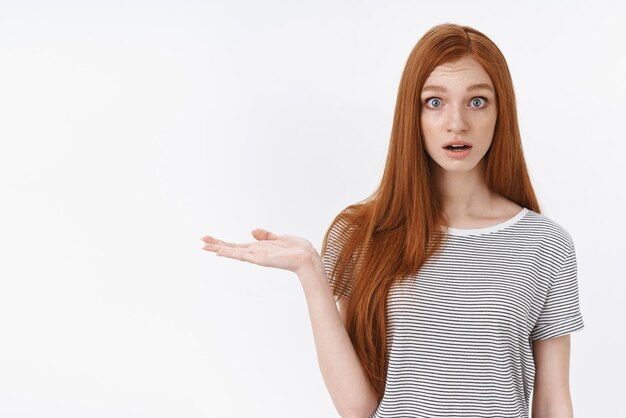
[[324, 205, 366, 248], [522, 209, 576, 256], [323, 211, 357, 260], [321, 206, 364, 266]]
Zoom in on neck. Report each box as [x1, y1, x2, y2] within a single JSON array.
[[430, 158, 497, 218]]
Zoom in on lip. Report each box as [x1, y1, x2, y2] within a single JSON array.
[[444, 146, 472, 159], [442, 139, 473, 148]]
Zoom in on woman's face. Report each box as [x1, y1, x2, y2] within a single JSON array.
[[420, 55, 498, 172]]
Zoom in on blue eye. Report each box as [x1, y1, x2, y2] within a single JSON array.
[[425, 98, 442, 108], [470, 97, 487, 108], [424, 96, 488, 109]]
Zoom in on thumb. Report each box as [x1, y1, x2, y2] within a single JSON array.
[[251, 228, 279, 241]]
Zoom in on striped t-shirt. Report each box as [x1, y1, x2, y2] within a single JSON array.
[[322, 207, 585, 418]]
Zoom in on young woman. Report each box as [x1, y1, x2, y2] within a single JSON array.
[[201, 23, 584, 418]]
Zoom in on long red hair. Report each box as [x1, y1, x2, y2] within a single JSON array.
[[320, 23, 541, 402]]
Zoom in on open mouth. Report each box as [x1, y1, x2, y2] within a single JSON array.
[[444, 145, 472, 152]]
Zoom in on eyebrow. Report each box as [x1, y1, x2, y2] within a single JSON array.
[[421, 83, 495, 94]]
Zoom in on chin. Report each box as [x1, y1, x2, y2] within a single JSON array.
[[428, 155, 482, 172], [443, 162, 479, 171]]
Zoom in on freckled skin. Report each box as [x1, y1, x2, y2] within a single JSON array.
[[420, 55, 518, 226], [420, 55, 498, 174]]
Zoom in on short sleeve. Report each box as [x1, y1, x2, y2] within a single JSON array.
[[321, 218, 357, 300], [530, 241, 585, 340]]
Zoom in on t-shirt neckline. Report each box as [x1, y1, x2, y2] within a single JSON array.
[[444, 207, 529, 236]]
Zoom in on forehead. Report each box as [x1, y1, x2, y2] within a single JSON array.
[[423, 56, 493, 88]]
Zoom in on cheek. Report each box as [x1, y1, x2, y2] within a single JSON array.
[[472, 111, 497, 133], [420, 113, 438, 135], [419, 115, 440, 155]]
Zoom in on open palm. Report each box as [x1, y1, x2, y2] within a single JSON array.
[[201, 228, 318, 275]]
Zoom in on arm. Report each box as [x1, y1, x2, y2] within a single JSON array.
[[200, 229, 379, 417], [299, 254, 379, 418], [531, 334, 574, 418]]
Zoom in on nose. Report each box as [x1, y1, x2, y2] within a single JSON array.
[[446, 104, 469, 134]]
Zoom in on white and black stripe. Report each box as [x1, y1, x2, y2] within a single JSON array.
[[322, 207, 584, 418]]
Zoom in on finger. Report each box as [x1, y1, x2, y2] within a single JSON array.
[[201, 235, 251, 248], [202, 242, 251, 253], [215, 247, 258, 263], [201, 242, 223, 252], [251, 228, 279, 241]]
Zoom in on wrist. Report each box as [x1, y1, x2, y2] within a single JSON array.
[[296, 251, 327, 288]]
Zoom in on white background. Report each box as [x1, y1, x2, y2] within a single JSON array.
[[0, 1, 624, 417]]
